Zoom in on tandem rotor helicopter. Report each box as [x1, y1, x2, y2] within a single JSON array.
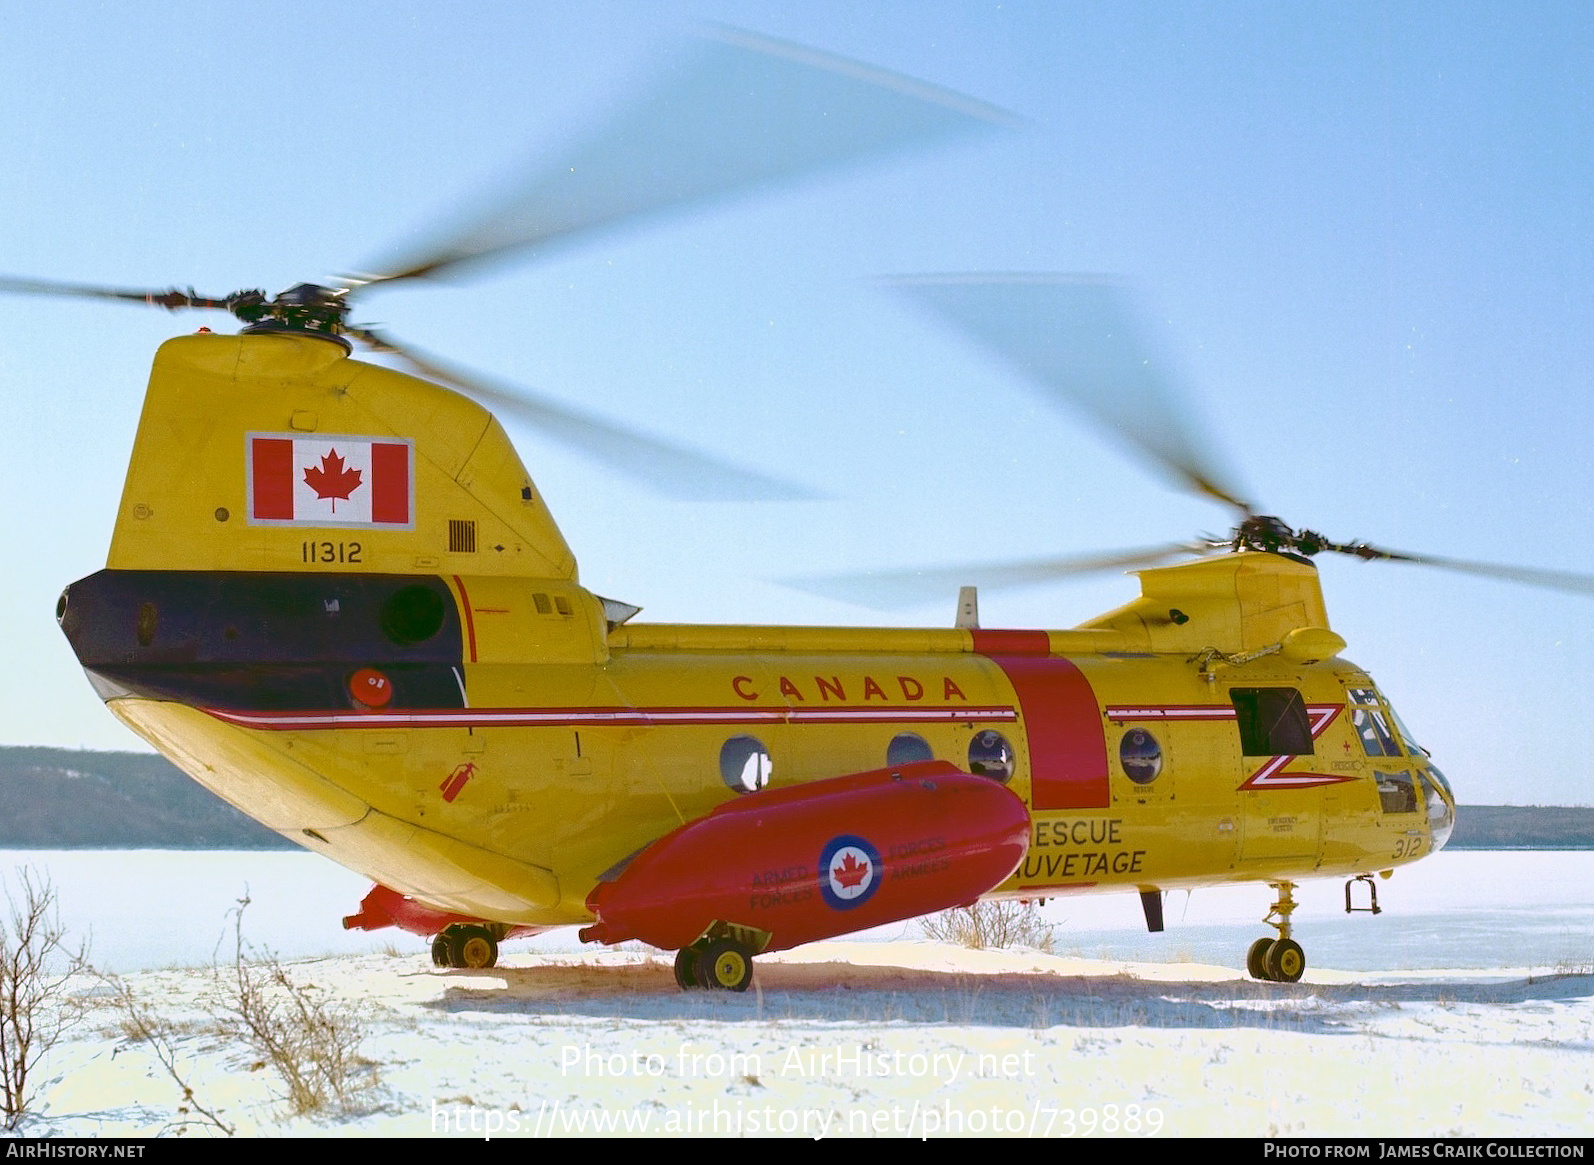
[[8, 30, 1592, 991]]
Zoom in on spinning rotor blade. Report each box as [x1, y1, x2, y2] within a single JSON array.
[[884, 274, 1253, 515], [351, 327, 815, 502], [1325, 542, 1594, 597], [364, 28, 1013, 285], [784, 542, 1216, 610], [0, 274, 236, 311]]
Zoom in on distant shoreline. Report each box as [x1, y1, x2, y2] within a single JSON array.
[[3, 745, 1591, 850]]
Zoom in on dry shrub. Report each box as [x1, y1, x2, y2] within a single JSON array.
[[920, 900, 1055, 952], [215, 897, 376, 1118], [0, 869, 88, 1130], [105, 975, 233, 1137]]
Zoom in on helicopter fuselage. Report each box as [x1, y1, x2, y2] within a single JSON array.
[[58, 333, 1454, 960]]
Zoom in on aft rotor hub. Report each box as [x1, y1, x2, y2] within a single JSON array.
[[236, 282, 352, 338]]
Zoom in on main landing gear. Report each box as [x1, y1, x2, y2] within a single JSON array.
[[430, 923, 502, 969], [1246, 881, 1306, 983], [673, 936, 756, 992]]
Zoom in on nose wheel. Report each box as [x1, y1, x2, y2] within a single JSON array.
[[1246, 881, 1306, 983], [1246, 937, 1274, 980]]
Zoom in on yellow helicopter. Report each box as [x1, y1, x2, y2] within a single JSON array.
[[8, 30, 1587, 992]]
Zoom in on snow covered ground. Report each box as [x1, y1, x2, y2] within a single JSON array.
[[3, 849, 1592, 1138]]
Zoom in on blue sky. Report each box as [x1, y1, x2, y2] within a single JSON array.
[[1, 2, 1590, 805]]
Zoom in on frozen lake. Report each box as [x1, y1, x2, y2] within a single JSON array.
[[1, 847, 1589, 975]]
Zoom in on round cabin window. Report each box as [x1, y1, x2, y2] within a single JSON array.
[[719, 735, 771, 794], [1119, 728, 1162, 785], [968, 730, 1014, 783], [887, 732, 933, 766]]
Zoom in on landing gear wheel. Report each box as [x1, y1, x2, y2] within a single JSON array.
[[673, 946, 700, 991], [448, 925, 499, 969], [1246, 937, 1275, 981], [694, 939, 753, 992], [430, 934, 451, 967], [1265, 938, 1305, 983], [1248, 880, 1303, 983]]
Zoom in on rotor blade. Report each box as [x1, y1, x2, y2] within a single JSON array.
[[1330, 543, 1594, 598], [350, 327, 816, 502], [783, 542, 1215, 610], [0, 274, 235, 311], [882, 274, 1253, 515], [363, 27, 1014, 285]]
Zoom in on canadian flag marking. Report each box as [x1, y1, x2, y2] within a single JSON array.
[[247, 434, 413, 529]]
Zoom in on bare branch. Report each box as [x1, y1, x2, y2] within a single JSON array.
[[210, 896, 377, 1118], [0, 869, 90, 1130], [103, 973, 233, 1137]]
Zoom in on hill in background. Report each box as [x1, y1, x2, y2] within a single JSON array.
[[0, 745, 292, 848], [1446, 804, 1594, 850], [1, 745, 1589, 850]]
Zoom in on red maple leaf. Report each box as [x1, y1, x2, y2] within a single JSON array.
[[832, 851, 870, 889], [303, 449, 363, 511]]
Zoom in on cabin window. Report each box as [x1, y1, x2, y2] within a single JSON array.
[[887, 733, 933, 766], [1229, 688, 1313, 756], [1119, 728, 1162, 784], [719, 735, 771, 794], [968, 730, 1014, 783]]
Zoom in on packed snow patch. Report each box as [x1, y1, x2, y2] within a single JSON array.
[[11, 941, 1593, 1138]]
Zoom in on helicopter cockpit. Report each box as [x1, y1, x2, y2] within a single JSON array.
[[1348, 686, 1455, 849]]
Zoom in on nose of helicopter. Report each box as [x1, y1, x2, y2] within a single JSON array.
[[1422, 764, 1456, 852]]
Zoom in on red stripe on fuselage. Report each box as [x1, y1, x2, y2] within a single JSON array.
[[1110, 703, 1349, 790], [201, 704, 1020, 731], [971, 629, 1109, 811], [451, 575, 478, 663]]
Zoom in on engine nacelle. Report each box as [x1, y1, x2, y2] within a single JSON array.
[[580, 760, 1030, 952]]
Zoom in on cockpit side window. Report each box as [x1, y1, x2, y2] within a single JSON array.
[[1376, 769, 1420, 814]]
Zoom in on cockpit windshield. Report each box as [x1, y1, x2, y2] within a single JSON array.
[[1387, 704, 1429, 757], [1347, 688, 1401, 757], [1348, 686, 1429, 759]]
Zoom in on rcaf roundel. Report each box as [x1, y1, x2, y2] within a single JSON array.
[[819, 834, 882, 911], [247, 434, 413, 529]]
